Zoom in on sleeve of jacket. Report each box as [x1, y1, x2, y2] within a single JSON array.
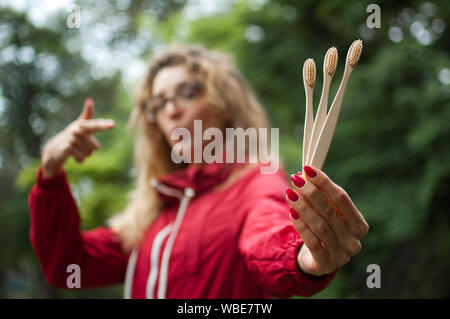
[[28, 168, 129, 289], [238, 170, 338, 298]]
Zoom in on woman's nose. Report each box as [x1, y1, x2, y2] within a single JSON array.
[[164, 100, 183, 118]]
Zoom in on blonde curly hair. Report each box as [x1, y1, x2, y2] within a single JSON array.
[[109, 43, 270, 251]]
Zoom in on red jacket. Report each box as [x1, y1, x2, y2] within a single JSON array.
[[28, 162, 337, 298]]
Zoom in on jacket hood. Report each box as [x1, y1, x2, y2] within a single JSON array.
[[151, 161, 246, 203]]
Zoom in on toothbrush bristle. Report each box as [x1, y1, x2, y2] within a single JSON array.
[[303, 58, 316, 87], [324, 47, 338, 76], [347, 39, 363, 67]]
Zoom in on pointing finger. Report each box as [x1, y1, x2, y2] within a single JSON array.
[[79, 119, 115, 133], [78, 97, 95, 120]]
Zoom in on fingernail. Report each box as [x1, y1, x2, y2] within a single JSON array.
[[285, 187, 299, 202], [290, 174, 305, 188], [107, 120, 115, 128], [290, 207, 300, 220], [297, 171, 302, 176], [303, 165, 317, 178], [86, 97, 92, 103]]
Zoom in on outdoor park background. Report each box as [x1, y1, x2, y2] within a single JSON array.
[[0, 0, 449, 298]]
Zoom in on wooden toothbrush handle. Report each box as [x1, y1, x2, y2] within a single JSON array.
[[310, 68, 352, 169], [302, 90, 314, 167], [306, 76, 330, 166]]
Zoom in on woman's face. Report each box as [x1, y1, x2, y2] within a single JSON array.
[[151, 65, 229, 161]]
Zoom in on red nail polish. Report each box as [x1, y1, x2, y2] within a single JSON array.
[[290, 207, 300, 219], [297, 171, 302, 176], [290, 174, 305, 188], [286, 188, 299, 202], [303, 165, 317, 178]]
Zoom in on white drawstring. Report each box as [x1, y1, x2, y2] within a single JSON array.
[[149, 178, 184, 198], [123, 178, 195, 299], [123, 248, 138, 299], [157, 187, 195, 299], [146, 223, 172, 298]]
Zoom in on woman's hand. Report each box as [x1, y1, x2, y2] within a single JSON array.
[[41, 98, 115, 178], [285, 165, 369, 276]]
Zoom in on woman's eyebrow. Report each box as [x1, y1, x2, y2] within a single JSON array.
[[153, 81, 191, 98]]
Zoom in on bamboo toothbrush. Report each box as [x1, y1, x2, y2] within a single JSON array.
[[302, 58, 316, 168], [306, 47, 338, 166], [310, 39, 363, 170]]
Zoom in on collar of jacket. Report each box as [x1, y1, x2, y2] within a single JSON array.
[[130, 160, 245, 299], [149, 160, 246, 203]]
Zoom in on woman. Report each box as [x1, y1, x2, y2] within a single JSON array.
[[28, 44, 369, 298]]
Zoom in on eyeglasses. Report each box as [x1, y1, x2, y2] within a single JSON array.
[[143, 81, 205, 123]]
